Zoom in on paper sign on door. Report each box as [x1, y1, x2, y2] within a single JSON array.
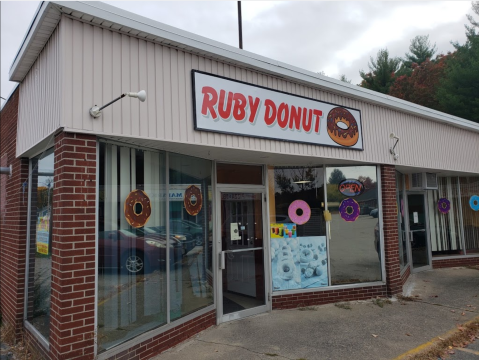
[[413, 212, 418, 223], [230, 223, 241, 241]]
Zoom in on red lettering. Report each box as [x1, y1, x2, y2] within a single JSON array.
[[201, 86, 218, 119], [233, 93, 247, 121], [313, 109, 322, 133], [218, 90, 233, 119], [248, 96, 261, 123], [264, 99, 276, 126], [277, 103, 289, 129], [302, 108, 313, 132], [289, 106, 302, 130]]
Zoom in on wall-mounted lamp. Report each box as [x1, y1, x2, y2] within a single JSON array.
[[89, 90, 146, 118], [0, 165, 12, 178], [389, 133, 400, 161]]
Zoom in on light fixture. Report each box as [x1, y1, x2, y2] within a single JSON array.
[[293, 180, 312, 184], [89, 90, 146, 118], [389, 132, 400, 161]]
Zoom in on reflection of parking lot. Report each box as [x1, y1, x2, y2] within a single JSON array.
[[329, 214, 381, 284], [97, 247, 212, 352]]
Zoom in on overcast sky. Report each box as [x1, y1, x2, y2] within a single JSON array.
[[1, 1, 475, 106]]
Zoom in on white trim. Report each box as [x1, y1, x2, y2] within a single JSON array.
[[272, 280, 386, 297], [94, 140, 99, 356], [377, 165, 386, 282], [23, 161, 33, 321], [432, 255, 479, 261], [24, 321, 49, 352], [400, 263, 410, 277], [9, 1, 479, 133], [96, 305, 215, 360]]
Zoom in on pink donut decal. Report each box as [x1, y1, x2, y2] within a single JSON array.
[[288, 200, 311, 225]]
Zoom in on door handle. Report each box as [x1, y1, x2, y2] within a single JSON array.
[[219, 251, 225, 270]]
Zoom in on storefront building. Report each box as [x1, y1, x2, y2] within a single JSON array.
[[1, 2, 478, 360]]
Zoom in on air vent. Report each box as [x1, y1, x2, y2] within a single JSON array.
[[409, 172, 438, 190], [425, 173, 438, 189], [411, 173, 423, 188]]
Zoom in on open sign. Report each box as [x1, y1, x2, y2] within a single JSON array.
[[338, 179, 364, 197]]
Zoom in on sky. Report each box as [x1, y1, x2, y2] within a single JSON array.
[[0, 1, 475, 107]]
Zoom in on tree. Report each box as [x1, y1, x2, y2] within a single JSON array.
[[436, 2, 479, 123], [402, 35, 437, 69], [328, 169, 346, 184], [389, 54, 449, 110], [339, 74, 351, 83], [359, 49, 402, 94]]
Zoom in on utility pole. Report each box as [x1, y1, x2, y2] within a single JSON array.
[[238, 1, 243, 49]]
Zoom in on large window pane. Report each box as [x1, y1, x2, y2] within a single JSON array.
[[97, 143, 168, 352], [26, 149, 54, 340], [169, 153, 213, 321], [326, 166, 381, 285], [460, 177, 479, 253], [428, 177, 463, 256], [268, 166, 327, 291]]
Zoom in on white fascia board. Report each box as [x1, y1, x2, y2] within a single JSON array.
[[9, 1, 53, 81], [10, 1, 479, 134]]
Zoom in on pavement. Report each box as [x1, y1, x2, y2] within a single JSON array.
[[155, 267, 479, 360]]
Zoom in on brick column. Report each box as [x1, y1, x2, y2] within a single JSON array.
[[49, 133, 97, 360], [0, 88, 30, 341], [380, 165, 402, 296]]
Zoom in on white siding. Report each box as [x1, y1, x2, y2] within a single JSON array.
[[25, 16, 479, 174], [17, 26, 62, 157]]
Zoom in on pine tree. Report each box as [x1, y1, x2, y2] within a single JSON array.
[[359, 49, 402, 94], [402, 35, 437, 69]]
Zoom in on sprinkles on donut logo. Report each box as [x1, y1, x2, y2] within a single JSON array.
[[339, 198, 360, 222], [326, 107, 359, 147], [184, 185, 203, 216], [124, 190, 152, 228]]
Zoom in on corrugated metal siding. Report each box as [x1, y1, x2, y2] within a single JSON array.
[[17, 25, 62, 157], [57, 17, 479, 173]]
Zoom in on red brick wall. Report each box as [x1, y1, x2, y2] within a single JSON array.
[[24, 327, 50, 359], [105, 310, 216, 360], [401, 265, 411, 286], [432, 257, 479, 269], [0, 88, 30, 340], [272, 285, 387, 309], [380, 165, 402, 296], [49, 132, 97, 360]]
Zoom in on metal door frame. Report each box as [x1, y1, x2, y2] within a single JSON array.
[[405, 191, 433, 272], [215, 184, 270, 324]]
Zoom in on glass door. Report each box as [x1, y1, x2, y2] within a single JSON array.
[[407, 193, 431, 271], [218, 191, 268, 322]]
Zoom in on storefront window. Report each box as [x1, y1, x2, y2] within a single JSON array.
[[428, 177, 463, 256], [26, 149, 54, 340], [459, 177, 479, 254], [169, 153, 213, 320], [326, 166, 381, 285], [396, 172, 408, 270], [268, 166, 327, 291], [98, 143, 168, 352]]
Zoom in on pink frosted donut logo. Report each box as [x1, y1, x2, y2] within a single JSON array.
[[288, 200, 311, 225]]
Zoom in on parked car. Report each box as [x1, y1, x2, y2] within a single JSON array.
[[98, 229, 184, 275], [154, 219, 206, 252], [370, 209, 379, 218]]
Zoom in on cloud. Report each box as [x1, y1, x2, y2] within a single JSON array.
[[1, 1, 474, 105]]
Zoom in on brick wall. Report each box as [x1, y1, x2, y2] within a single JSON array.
[[401, 265, 411, 286], [432, 257, 479, 269], [49, 132, 97, 360], [272, 285, 387, 309], [380, 165, 402, 296], [0, 88, 30, 341], [105, 310, 216, 360]]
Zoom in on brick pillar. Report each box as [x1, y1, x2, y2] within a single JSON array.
[[49, 132, 96, 360], [0, 88, 30, 341], [380, 165, 402, 296]]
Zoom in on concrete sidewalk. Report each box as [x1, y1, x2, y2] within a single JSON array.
[[155, 267, 479, 360]]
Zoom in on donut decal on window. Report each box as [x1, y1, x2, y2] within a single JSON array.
[[470, 195, 479, 211], [288, 200, 311, 225], [339, 198, 360, 222], [124, 189, 152, 228], [437, 198, 451, 214], [326, 107, 359, 147], [184, 185, 203, 216]]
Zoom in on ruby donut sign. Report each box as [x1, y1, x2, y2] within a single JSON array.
[[192, 70, 363, 150]]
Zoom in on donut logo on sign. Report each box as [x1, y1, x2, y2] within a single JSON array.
[[470, 195, 479, 211], [326, 107, 359, 147], [184, 185, 203, 216], [124, 190, 152, 228]]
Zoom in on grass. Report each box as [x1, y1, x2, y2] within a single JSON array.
[[297, 306, 317, 311], [372, 298, 392, 308], [334, 302, 352, 310]]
